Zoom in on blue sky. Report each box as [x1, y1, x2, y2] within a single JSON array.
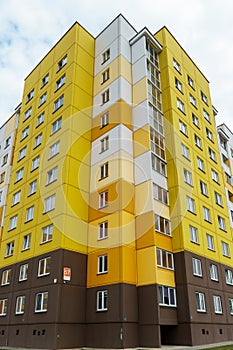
[[0, 0, 232, 129]]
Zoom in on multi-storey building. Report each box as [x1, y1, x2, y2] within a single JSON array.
[[0, 14, 232, 349]]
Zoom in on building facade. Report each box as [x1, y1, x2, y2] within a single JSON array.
[[0, 14, 232, 349]]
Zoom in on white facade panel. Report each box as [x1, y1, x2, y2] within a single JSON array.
[[134, 151, 152, 186], [119, 15, 137, 41], [91, 124, 133, 166], [95, 18, 119, 57], [132, 101, 149, 131], [131, 36, 146, 64], [93, 77, 132, 118], [132, 56, 147, 85], [95, 39, 119, 76]]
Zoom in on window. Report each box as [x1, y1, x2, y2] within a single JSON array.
[[190, 94, 196, 107], [156, 248, 174, 270], [22, 234, 31, 251], [102, 48, 110, 64], [102, 69, 110, 84], [173, 58, 181, 72], [35, 292, 48, 312], [100, 112, 109, 128], [49, 140, 60, 158], [98, 255, 108, 274], [99, 191, 108, 208], [190, 226, 198, 244], [200, 181, 208, 196], [187, 196, 195, 214], [5, 137, 11, 148], [215, 192, 223, 206], [188, 75, 194, 89], [38, 257, 51, 277], [25, 206, 34, 222], [222, 241, 230, 257], [150, 127, 165, 159], [44, 194, 56, 213], [37, 112, 44, 126], [226, 269, 233, 285], [47, 166, 58, 184], [5, 241, 14, 257], [54, 95, 64, 112], [56, 74, 66, 90], [155, 215, 171, 236], [209, 148, 216, 162], [41, 74, 49, 87], [101, 89, 109, 104], [201, 91, 208, 104], [197, 157, 204, 171], [158, 285, 176, 307], [0, 171, 5, 184], [206, 128, 213, 141], [177, 98, 185, 113], [203, 206, 211, 222], [184, 169, 192, 186], [210, 264, 218, 281], [229, 299, 233, 315], [151, 154, 166, 176], [153, 184, 169, 204], [52, 117, 62, 134], [203, 109, 210, 122], [41, 224, 53, 243], [39, 92, 47, 106], [22, 126, 29, 140], [15, 296, 25, 315], [26, 89, 34, 102], [179, 120, 187, 135], [175, 77, 182, 92], [218, 216, 226, 231], [195, 134, 202, 149], [19, 146, 26, 160], [29, 180, 37, 196], [24, 107, 32, 120], [181, 143, 190, 160], [32, 156, 40, 171], [0, 299, 8, 316], [9, 215, 17, 230], [98, 221, 108, 240], [2, 154, 8, 166], [34, 133, 42, 148], [213, 295, 222, 314], [16, 168, 24, 182], [1, 269, 11, 286], [206, 234, 214, 251], [196, 292, 206, 312], [19, 264, 28, 281], [212, 169, 219, 183], [100, 163, 108, 180], [12, 190, 21, 206], [192, 257, 202, 277], [192, 113, 199, 127], [100, 136, 109, 153], [97, 290, 108, 311], [57, 55, 67, 71]]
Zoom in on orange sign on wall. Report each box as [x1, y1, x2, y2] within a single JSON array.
[[63, 267, 71, 281]]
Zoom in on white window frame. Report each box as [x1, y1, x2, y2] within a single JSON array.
[[37, 112, 44, 126], [99, 191, 108, 208], [155, 214, 171, 236], [175, 77, 182, 92], [212, 169, 219, 183], [56, 74, 66, 90], [57, 55, 67, 71], [226, 269, 233, 285], [173, 58, 181, 72], [15, 295, 25, 315], [12, 190, 21, 206], [203, 109, 210, 122], [181, 143, 190, 160], [196, 292, 206, 312], [197, 157, 204, 171], [156, 248, 174, 270], [52, 117, 62, 134], [24, 107, 32, 120], [215, 192, 223, 206], [222, 241, 230, 257], [229, 298, 233, 315], [192, 114, 199, 127], [22, 234, 31, 251], [29, 180, 37, 196], [102, 48, 110, 64], [206, 234, 214, 251], [39, 92, 47, 106], [195, 134, 202, 149], [100, 163, 108, 180], [158, 285, 176, 307], [153, 183, 169, 204], [16, 168, 24, 182], [100, 112, 109, 128], [184, 169, 192, 186], [192, 257, 202, 277], [54, 95, 64, 112], [26, 89, 34, 102], [19, 146, 26, 160], [44, 194, 56, 213], [35, 292, 48, 313], [25, 206, 34, 222], [203, 206, 211, 222], [188, 75, 194, 88], [210, 264, 218, 281], [190, 226, 198, 244], [21, 126, 29, 140], [49, 140, 60, 158], [34, 133, 42, 148], [209, 147, 216, 161], [47, 166, 58, 185], [101, 89, 109, 104], [187, 196, 195, 214], [41, 74, 49, 87], [41, 224, 53, 243], [38, 257, 51, 277], [32, 156, 40, 171], [19, 264, 28, 282], [179, 120, 187, 135], [200, 181, 208, 196], [190, 94, 196, 107], [96, 290, 108, 311], [0, 299, 8, 316], [1, 269, 11, 286], [100, 136, 109, 153], [218, 216, 226, 231], [5, 241, 14, 257], [177, 98, 185, 113], [213, 295, 222, 314], [98, 221, 108, 240], [9, 215, 17, 230], [97, 255, 108, 274]]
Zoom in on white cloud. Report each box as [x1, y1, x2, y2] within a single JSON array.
[[0, 0, 232, 130]]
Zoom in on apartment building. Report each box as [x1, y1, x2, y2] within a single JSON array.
[[0, 14, 232, 349]]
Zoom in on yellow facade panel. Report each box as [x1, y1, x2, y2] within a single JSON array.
[[136, 211, 155, 249], [137, 246, 156, 286], [132, 77, 147, 106], [133, 125, 150, 158]]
